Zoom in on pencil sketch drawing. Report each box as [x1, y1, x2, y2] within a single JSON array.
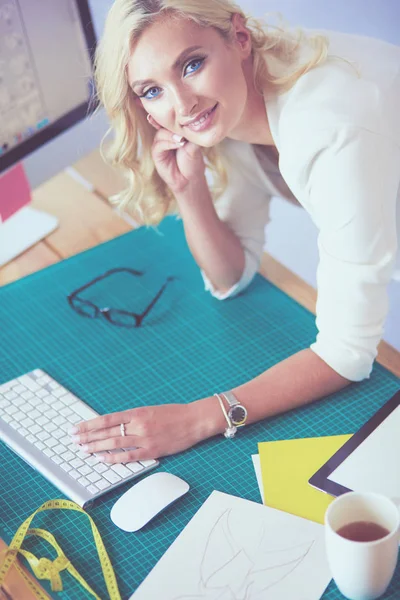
[[175, 508, 315, 600]]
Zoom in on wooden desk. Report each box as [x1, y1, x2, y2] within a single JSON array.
[[0, 149, 399, 598]]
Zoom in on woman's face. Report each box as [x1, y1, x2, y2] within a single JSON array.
[[127, 14, 251, 147]]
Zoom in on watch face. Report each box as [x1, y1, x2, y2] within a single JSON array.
[[229, 404, 247, 426]]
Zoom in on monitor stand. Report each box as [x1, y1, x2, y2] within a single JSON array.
[[0, 206, 59, 268], [0, 163, 59, 268]]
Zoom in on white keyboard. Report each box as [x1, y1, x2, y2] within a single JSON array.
[[0, 369, 158, 506]]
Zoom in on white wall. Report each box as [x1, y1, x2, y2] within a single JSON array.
[[23, 0, 400, 350]]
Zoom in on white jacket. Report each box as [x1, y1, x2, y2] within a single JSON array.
[[202, 29, 400, 382]]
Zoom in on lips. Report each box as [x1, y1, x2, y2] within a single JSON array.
[[182, 103, 218, 127]]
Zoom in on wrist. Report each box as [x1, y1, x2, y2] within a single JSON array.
[[189, 395, 226, 441], [174, 175, 210, 208]]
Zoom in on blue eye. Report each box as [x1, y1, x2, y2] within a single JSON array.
[[140, 57, 205, 101], [184, 57, 204, 76], [141, 87, 161, 100]]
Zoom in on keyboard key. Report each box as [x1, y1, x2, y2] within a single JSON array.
[[87, 484, 99, 494], [29, 424, 41, 435], [67, 413, 81, 424], [60, 463, 72, 473], [21, 390, 34, 401], [53, 444, 67, 455], [43, 448, 54, 458], [78, 465, 92, 477], [70, 458, 84, 469], [34, 441, 45, 451], [71, 402, 98, 421], [52, 388, 67, 398], [140, 459, 158, 468], [37, 431, 50, 441], [69, 469, 81, 480], [94, 463, 108, 474], [9, 421, 19, 430], [103, 470, 121, 484], [84, 456, 99, 467], [1, 414, 13, 423], [61, 393, 78, 406], [78, 476, 90, 487], [0, 382, 13, 394], [52, 400, 65, 411], [61, 451, 75, 462], [27, 409, 41, 420], [4, 391, 17, 401], [13, 385, 26, 394], [51, 455, 63, 465], [44, 438, 58, 448], [54, 415, 67, 426], [111, 464, 132, 478], [44, 423, 57, 433], [87, 472, 101, 483], [126, 462, 144, 473], [96, 479, 111, 490], [19, 375, 40, 392]]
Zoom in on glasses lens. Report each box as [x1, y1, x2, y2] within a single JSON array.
[[108, 309, 137, 327], [71, 297, 97, 318]]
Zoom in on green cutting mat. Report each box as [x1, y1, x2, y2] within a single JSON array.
[[0, 216, 399, 600]]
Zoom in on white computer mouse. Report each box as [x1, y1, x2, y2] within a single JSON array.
[[110, 472, 190, 532]]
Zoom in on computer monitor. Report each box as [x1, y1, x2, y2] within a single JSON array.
[[0, 0, 98, 267]]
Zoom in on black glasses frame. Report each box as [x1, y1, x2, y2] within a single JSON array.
[[67, 267, 174, 328]]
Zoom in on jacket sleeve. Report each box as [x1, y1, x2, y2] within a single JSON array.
[[304, 127, 400, 381], [201, 140, 272, 300]]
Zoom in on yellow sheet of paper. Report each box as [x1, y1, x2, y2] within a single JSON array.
[[258, 434, 352, 524]]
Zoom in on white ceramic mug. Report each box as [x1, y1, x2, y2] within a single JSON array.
[[325, 492, 400, 600]]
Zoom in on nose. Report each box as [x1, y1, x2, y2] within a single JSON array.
[[172, 83, 198, 119]]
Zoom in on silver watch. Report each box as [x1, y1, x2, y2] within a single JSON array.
[[222, 391, 248, 427]]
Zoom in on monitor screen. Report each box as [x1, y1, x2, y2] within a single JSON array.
[[0, 0, 97, 173]]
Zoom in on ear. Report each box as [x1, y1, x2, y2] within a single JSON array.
[[231, 13, 252, 59]]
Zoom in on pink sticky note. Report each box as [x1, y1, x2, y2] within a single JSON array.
[[0, 163, 31, 221]]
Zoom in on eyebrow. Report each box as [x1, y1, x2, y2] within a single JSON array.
[[130, 45, 204, 90]]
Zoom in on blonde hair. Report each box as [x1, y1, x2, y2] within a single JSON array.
[[93, 0, 329, 225]]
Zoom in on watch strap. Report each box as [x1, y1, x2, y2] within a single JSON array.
[[213, 393, 237, 438]]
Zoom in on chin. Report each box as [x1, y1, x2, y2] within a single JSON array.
[[190, 129, 226, 148]]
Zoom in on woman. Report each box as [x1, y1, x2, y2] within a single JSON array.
[[69, 0, 400, 463]]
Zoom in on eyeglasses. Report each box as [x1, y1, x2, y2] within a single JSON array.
[[67, 267, 175, 328]]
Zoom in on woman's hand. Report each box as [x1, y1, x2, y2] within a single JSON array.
[[147, 114, 206, 196], [69, 400, 220, 464]]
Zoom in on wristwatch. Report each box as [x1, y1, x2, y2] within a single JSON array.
[[222, 391, 248, 427]]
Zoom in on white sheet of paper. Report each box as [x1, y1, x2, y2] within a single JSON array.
[[328, 404, 400, 496], [252, 453, 264, 503], [131, 491, 331, 600]]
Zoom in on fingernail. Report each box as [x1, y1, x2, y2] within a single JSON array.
[[71, 435, 80, 443], [98, 455, 105, 462], [172, 134, 184, 143], [81, 445, 89, 452], [68, 427, 78, 435]]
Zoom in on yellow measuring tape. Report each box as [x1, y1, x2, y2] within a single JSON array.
[[0, 498, 121, 600]]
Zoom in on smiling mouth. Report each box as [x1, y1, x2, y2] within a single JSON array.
[[184, 103, 218, 132]]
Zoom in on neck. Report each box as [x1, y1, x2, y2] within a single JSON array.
[[227, 56, 275, 146]]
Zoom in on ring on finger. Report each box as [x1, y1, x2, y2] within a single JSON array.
[[120, 423, 126, 437]]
